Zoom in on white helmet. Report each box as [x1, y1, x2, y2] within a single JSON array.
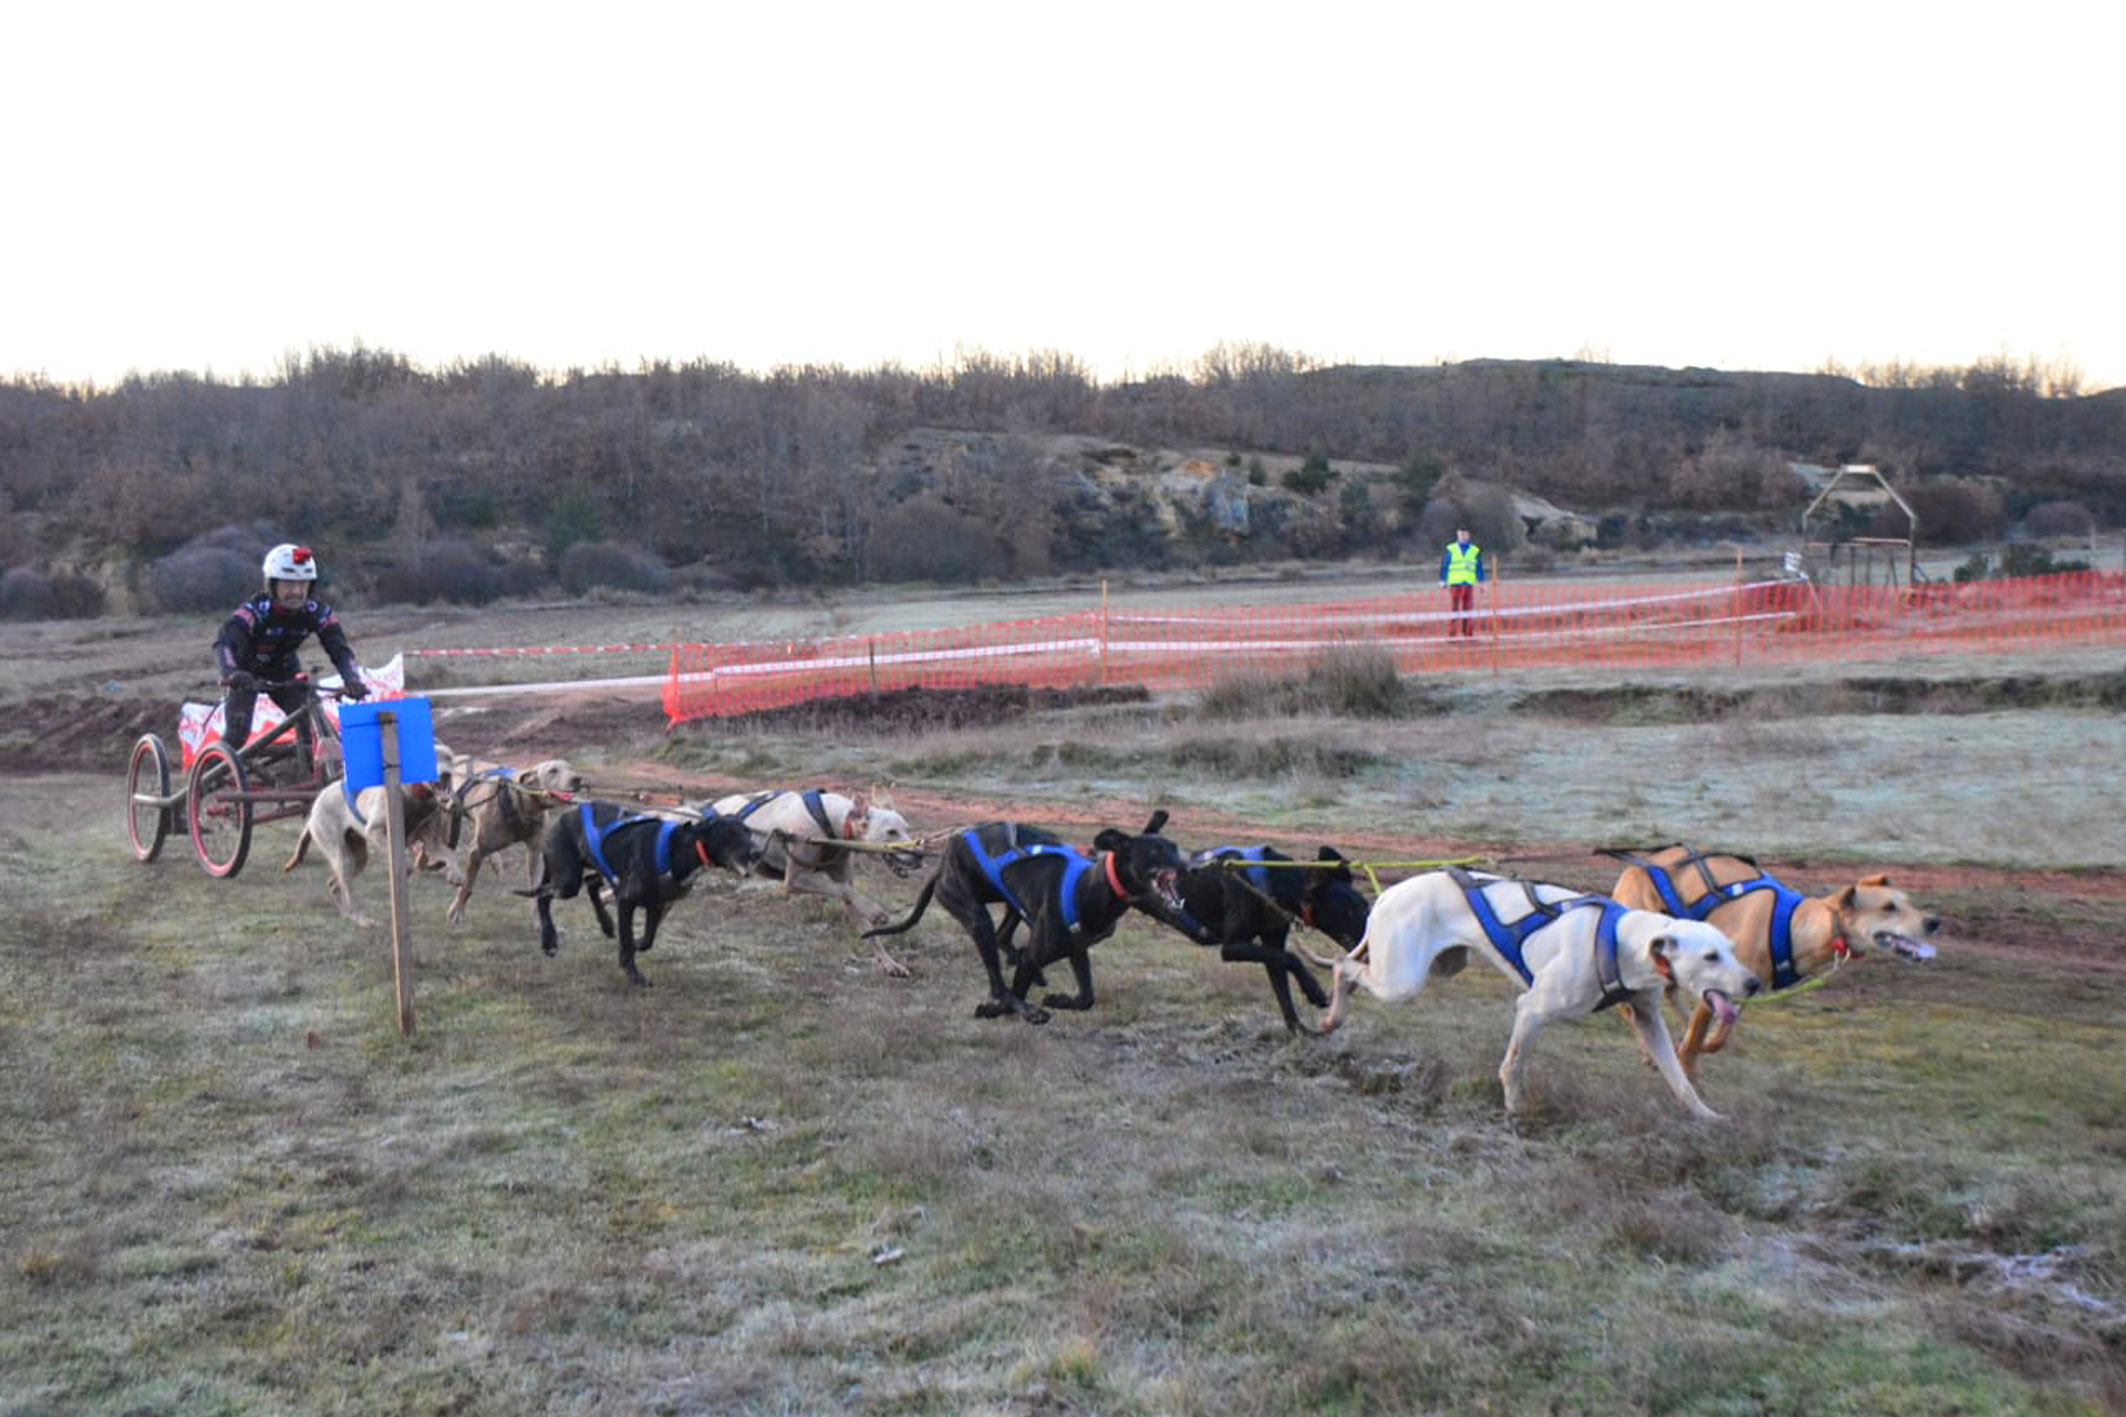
[[263, 543, 319, 583]]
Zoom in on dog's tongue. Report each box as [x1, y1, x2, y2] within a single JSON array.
[[1706, 990, 1739, 1028], [1879, 932, 1937, 962]]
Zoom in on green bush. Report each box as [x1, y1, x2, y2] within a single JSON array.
[[1282, 454, 1337, 496], [1953, 544, 2092, 582]]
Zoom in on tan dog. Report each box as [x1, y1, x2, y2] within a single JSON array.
[[1606, 845, 1941, 1076], [284, 748, 466, 925], [441, 755, 585, 924]]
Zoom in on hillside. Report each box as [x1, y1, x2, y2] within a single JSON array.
[[2, 351, 2122, 617]]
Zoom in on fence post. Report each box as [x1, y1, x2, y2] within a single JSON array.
[[380, 712, 416, 1037], [1488, 563, 1501, 679], [868, 638, 879, 694], [1733, 548, 1745, 667], [1099, 579, 1111, 687]]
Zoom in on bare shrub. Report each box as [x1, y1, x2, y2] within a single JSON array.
[[1302, 644, 1410, 717], [1454, 481, 1528, 556], [148, 544, 258, 613], [557, 540, 671, 596], [867, 494, 1005, 583], [1195, 644, 1422, 720], [1878, 480, 2003, 544], [2024, 499, 2094, 539], [495, 559, 550, 600], [46, 571, 105, 619], [1667, 438, 1802, 511], [0, 568, 54, 620], [375, 539, 503, 605], [1415, 496, 1461, 547]]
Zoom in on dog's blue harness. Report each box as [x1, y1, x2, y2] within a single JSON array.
[[580, 803, 680, 883], [1193, 845, 1272, 895], [1606, 848, 1808, 991], [1448, 867, 1636, 1010], [962, 827, 1097, 931], [1174, 845, 1281, 939], [730, 788, 836, 837]]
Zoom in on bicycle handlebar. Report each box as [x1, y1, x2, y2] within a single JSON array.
[[218, 674, 348, 698]]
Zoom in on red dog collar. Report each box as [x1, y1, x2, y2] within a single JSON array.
[[1103, 851, 1128, 898], [1830, 935, 1852, 959]]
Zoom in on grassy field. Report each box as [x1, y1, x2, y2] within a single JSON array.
[[3, 609, 2125, 1416]]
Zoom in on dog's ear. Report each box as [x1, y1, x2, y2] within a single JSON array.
[[1139, 809, 1170, 837], [1648, 934, 1678, 978], [1859, 872, 1891, 888], [1092, 828, 1129, 853], [1833, 884, 1858, 912]]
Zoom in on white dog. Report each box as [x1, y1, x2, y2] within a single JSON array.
[[283, 750, 466, 926], [1321, 868, 1761, 1120], [701, 787, 922, 976]]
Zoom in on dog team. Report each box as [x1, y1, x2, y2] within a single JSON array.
[[279, 750, 1940, 1122]]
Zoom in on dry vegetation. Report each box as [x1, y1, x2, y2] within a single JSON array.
[[3, 616, 2125, 1415]]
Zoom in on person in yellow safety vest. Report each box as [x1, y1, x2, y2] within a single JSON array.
[[1438, 527, 1486, 639]]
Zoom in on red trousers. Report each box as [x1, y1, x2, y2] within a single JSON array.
[[1448, 583, 1477, 638]]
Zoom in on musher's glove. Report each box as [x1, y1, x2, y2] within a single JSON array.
[[339, 676, 370, 701], [226, 669, 257, 693]]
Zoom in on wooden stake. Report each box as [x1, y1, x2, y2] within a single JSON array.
[[380, 712, 416, 1037], [1099, 579, 1110, 686], [1488, 563, 1501, 679]]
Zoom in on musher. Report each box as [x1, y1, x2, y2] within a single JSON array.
[[213, 543, 369, 762]]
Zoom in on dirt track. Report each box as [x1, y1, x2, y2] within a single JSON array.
[[32, 675, 2125, 970]]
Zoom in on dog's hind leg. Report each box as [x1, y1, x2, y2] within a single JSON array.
[[956, 900, 1044, 1023], [1319, 938, 1372, 1032], [1498, 992, 1557, 1116], [1035, 942, 1096, 1013]]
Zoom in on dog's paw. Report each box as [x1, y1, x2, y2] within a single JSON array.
[[975, 1000, 1011, 1019]]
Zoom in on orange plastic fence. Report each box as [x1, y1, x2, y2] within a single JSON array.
[[662, 571, 2126, 724]]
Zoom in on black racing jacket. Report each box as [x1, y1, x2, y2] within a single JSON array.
[[214, 594, 361, 684]]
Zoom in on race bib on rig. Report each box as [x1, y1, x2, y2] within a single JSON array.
[[179, 653, 405, 766]]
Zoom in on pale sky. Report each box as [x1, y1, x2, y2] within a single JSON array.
[[6, 0, 2122, 391]]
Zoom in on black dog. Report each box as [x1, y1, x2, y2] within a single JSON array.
[[523, 801, 758, 986], [1158, 845, 1372, 1033], [863, 811, 1186, 1023]]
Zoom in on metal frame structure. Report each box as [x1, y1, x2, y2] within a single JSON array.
[[1798, 464, 1920, 588]]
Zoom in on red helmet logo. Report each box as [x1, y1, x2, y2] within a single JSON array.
[[292, 546, 313, 565]]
